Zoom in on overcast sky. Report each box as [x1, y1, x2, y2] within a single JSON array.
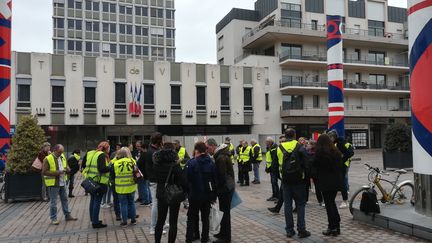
[[12, 0, 407, 64]]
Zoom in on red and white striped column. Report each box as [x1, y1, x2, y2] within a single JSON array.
[[408, 0, 432, 216], [0, 0, 11, 154]]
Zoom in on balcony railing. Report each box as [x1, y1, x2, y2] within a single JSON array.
[[280, 76, 410, 91], [281, 104, 410, 112], [279, 52, 409, 67], [242, 19, 407, 43]]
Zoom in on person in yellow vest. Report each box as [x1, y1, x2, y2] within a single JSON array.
[[42, 144, 78, 225], [173, 140, 190, 170], [235, 140, 243, 183], [265, 137, 279, 201], [224, 137, 235, 165], [238, 141, 252, 186], [66, 149, 81, 198], [111, 147, 138, 227], [277, 128, 311, 239], [250, 139, 263, 184], [82, 141, 111, 229]]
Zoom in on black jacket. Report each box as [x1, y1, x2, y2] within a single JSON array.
[[186, 154, 217, 202], [67, 155, 80, 175], [152, 149, 186, 202], [266, 143, 279, 174], [214, 147, 235, 195], [135, 149, 147, 179], [145, 144, 160, 182], [312, 152, 343, 192]]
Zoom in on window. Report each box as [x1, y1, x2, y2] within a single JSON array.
[[150, 27, 164, 37], [244, 88, 252, 111], [68, 40, 82, 51], [68, 0, 81, 9], [306, 0, 324, 13], [281, 44, 302, 59], [84, 87, 96, 109], [311, 20, 318, 30], [368, 74, 386, 88], [265, 93, 269, 111], [54, 18, 64, 29], [166, 29, 175, 38], [68, 19, 82, 30], [115, 83, 126, 109], [150, 8, 164, 18], [85, 42, 99, 53], [221, 87, 230, 111], [368, 51, 385, 65], [152, 47, 164, 57], [218, 36, 224, 51], [135, 6, 148, 16], [102, 22, 116, 33], [85, 0, 99, 11], [354, 49, 361, 60], [119, 5, 132, 15], [368, 20, 385, 37], [166, 10, 174, 19], [119, 45, 133, 55], [166, 48, 175, 59], [196, 86, 206, 110], [281, 3, 302, 27], [119, 24, 133, 34], [54, 0, 65, 8], [136, 46, 149, 56], [136, 26, 149, 36], [110, 44, 116, 53], [102, 2, 116, 13], [348, 0, 366, 18], [17, 85, 31, 107], [54, 40, 65, 51], [355, 73, 361, 83], [143, 84, 154, 110], [171, 86, 181, 110], [313, 95, 320, 108], [85, 21, 99, 32], [282, 95, 303, 110], [52, 86, 64, 108]]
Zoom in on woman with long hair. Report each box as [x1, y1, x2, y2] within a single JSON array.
[[313, 134, 343, 236]]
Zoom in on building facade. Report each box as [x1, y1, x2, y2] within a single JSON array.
[[11, 52, 266, 152], [216, 0, 410, 149], [53, 0, 176, 61]]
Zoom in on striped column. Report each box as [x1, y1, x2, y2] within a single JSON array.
[[0, 0, 11, 154], [408, 0, 432, 217], [326, 15, 344, 138]]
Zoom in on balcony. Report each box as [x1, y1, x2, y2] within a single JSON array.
[[279, 76, 410, 95], [279, 52, 409, 72], [242, 19, 408, 49], [280, 104, 410, 118]]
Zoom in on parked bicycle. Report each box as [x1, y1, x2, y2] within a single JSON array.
[[349, 164, 415, 215]]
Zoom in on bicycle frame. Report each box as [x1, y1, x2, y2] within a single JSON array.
[[372, 171, 408, 203]]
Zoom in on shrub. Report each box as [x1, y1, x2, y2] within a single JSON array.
[[6, 116, 46, 174], [384, 123, 412, 152]]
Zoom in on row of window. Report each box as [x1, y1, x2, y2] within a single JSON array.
[[54, 18, 175, 38], [16, 84, 253, 111]]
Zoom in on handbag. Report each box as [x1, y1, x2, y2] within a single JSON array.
[[81, 177, 101, 194], [164, 164, 185, 205], [133, 167, 144, 183]]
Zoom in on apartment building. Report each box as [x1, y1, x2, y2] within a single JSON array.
[[216, 0, 410, 149], [11, 52, 265, 152], [53, 0, 176, 61]]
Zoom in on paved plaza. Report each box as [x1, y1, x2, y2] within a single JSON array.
[[0, 150, 425, 243]]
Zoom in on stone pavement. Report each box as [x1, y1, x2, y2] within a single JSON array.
[[0, 150, 425, 243]]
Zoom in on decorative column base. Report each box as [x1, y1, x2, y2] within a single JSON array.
[[414, 173, 432, 217]]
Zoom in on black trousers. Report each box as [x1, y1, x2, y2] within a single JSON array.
[[155, 201, 180, 243], [237, 164, 241, 182], [68, 173, 76, 191], [238, 164, 250, 185], [275, 183, 284, 211], [217, 191, 233, 241], [322, 190, 340, 230], [312, 178, 323, 203], [186, 199, 211, 242]]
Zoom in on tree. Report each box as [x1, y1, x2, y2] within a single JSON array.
[[384, 123, 412, 152], [7, 115, 46, 174]]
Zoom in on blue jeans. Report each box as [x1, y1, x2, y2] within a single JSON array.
[[102, 186, 112, 204], [47, 186, 71, 220], [252, 163, 260, 182], [270, 172, 279, 198], [138, 180, 152, 204], [282, 183, 306, 233], [89, 192, 104, 224], [118, 193, 136, 224]]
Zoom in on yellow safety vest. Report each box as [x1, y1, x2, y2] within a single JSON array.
[[178, 147, 187, 169], [239, 146, 251, 164], [113, 158, 137, 194], [229, 143, 234, 163], [44, 153, 68, 187], [84, 150, 110, 185], [344, 143, 353, 167], [265, 146, 277, 168], [251, 144, 263, 162], [277, 140, 300, 178]]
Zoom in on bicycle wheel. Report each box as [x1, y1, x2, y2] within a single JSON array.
[[349, 187, 368, 215], [391, 183, 414, 205]]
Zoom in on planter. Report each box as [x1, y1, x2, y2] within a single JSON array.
[[382, 151, 413, 170], [4, 172, 43, 203]]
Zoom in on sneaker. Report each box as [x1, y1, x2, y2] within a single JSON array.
[[339, 201, 348, 209], [320, 202, 326, 207], [51, 219, 60, 225], [140, 202, 152, 207], [298, 230, 311, 238], [120, 222, 128, 227], [131, 220, 137, 225], [286, 230, 296, 238], [163, 223, 170, 229], [65, 215, 78, 221], [101, 204, 111, 209], [149, 229, 166, 235], [267, 207, 279, 214]]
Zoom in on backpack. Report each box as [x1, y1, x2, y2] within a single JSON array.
[[279, 143, 304, 184], [360, 188, 380, 214]]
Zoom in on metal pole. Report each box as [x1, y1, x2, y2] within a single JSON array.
[[0, 0, 11, 154], [327, 14, 345, 137], [408, 0, 432, 217]]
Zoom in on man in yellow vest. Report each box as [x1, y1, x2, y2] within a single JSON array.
[[238, 141, 252, 186], [173, 140, 190, 170], [224, 137, 235, 164], [235, 140, 243, 183], [42, 144, 78, 225], [250, 139, 263, 184], [265, 137, 279, 201], [277, 128, 311, 239]]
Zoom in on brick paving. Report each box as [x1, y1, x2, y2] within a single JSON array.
[[0, 150, 426, 243]]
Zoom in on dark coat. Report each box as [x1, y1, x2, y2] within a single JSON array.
[[312, 152, 344, 192], [145, 144, 159, 182], [152, 149, 186, 202], [214, 146, 235, 212], [186, 154, 217, 202], [67, 155, 80, 175]]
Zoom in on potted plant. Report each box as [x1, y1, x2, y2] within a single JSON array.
[[4, 115, 47, 202], [382, 123, 413, 170]]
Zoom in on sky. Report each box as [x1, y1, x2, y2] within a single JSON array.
[[12, 0, 407, 64]]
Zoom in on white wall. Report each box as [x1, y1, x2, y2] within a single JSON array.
[[230, 66, 244, 124], [154, 61, 171, 125], [252, 67, 266, 124], [125, 59, 144, 125], [181, 63, 196, 125], [96, 57, 115, 125], [65, 55, 84, 125], [206, 65, 221, 125], [31, 53, 51, 125]]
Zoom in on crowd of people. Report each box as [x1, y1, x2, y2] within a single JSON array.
[[34, 128, 354, 241]]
